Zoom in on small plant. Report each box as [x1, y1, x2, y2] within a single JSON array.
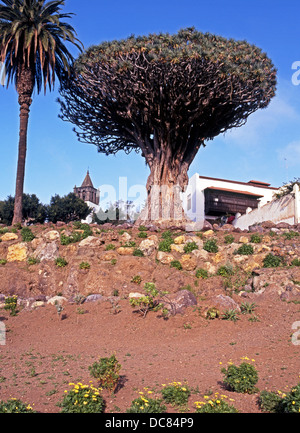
[[55, 257, 68, 268], [58, 382, 105, 413], [222, 309, 239, 322], [27, 256, 39, 266], [133, 248, 144, 257], [0, 259, 7, 266], [127, 396, 166, 413], [235, 244, 254, 256], [203, 238, 218, 253], [21, 227, 35, 242], [89, 354, 121, 392], [283, 231, 299, 240], [291, 258, 300, 267], [158, 239, 173, 253], [259, 390, 283, 413], [217, 264, 235, 277], [161, 382, 191, 407], [129, 283, 167, 318], [259, 384, 300, 413], [138, 225, 148, 232], [60, 232, 82, 245], [221, 362, 258, 394], [138, 231, 148, 239], [195, 268, 209, 279], [206, 307, 220, 320], [131, 275, 142, 285], [79, 261, 90, 270], [170, 260, 182, 270], [241, 302, 256, 314], [280, 383, 300, 413], [263, 253, 284, 268], [183, 241, 199, 253], [105, 244, 116, 251], [224, 235, 235, 244], [111, 259, 117, 266], [0, 399, 34, 413], [4, 295, 18, 316], [195, 398, 238, 413], [250, 234, 262, 243], [124, 241, 136, 248]]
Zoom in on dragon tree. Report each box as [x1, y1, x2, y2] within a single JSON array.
[[59, 27, 277, 226]]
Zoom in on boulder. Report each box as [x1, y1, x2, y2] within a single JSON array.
[[156, 251, 175, 265], [85, 294, 104, 303], [1, 232, 18, 242], [181, 254, 197, 271], [167, 290, 197, 315], [7, 243, 28, 262], [116, 247, 134, 256], [78, 236, 103, 248], [43, 230, 60, 242], [171, 244, 185, 254], [239, 236, 249, 244], [33, 241, 59, 262], [202, 230, 214, 238], [47, 296, 68, 306], [119, 232, 132, 243], [139, 239, 157, 256], [100, 251, 118, 261], [174, 235, 186, 245], [212, 295, 241, 313]]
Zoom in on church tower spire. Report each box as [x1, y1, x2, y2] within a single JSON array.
[[74, 171, 99, 205]]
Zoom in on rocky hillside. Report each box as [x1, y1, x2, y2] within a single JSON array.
[[0, 220, 300, 315]]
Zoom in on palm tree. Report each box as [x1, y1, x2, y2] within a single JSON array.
[[0, 0, 82, 224]]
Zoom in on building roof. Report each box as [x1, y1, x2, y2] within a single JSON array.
[[81, 171, 94, 188], [205, 186, 264, 198], [199, 175, 278, 190]]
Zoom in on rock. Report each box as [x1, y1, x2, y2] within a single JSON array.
[[261, 221, 276, 229], [192, 249, 209, 261], [85, 294, 104, 303], [171, 244, 185, 253], [239, 236, 249, 244], [116, 247, 134, 256], [43, 230, 60, 242], [202, 220, 213, 231], [202, 230, 214, 238], [139, 239, 157, 256], [78, 236, 103, 248], [167, 290, 197, 315], [31, 237, 44, 249], [156, 251, 175, 265], [213, 295, 241, 313], [119, 232, 132, 243], [47, 296, 67, 306], [276, 222, 291, 229], [129, 292, 144, 299], [174, 235, 186, 245], [181, 254, 197, 271], [1, 232, 18, 242], [100, 251, 118, 261], [203, 262, 217, 274], [33, 241, 59, 262], [31, 301, 46, 309], [7, 243, 28, 262], [212, 252, 225, 264], [220, 224, 235, 232]]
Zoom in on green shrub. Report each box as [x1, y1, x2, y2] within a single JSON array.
[[79, 262, 90, 270], [21, 227, 35, 242], [124, 241, 136, 248], [183, 241, 199, 253], [250, 234, 262, 244], [291, 258, 300, 267], [283, 231, 299, 240], [89, 354, 121, 392], [129, 283, 166, 318], [259, 390, 283, 413], [27, 257, 39, 266], [195, 398, 238, 413], [0, 399, 35, 413], [158, 239, 173, 252], [195, 268, 209, 279], [0, 259, 7, 266], [133, 248, 144, 257], [105, 244, 116, 251], [131, 275, 142, 284], [217, 264, 235, 277], [58, 382, 105, 413], [138, 231, 148, 239], [4, 295, 18, 316], [281, 383, 300, 413], [235, 244, 254, 256], [170, 260, 182, 270], [127, 396, 166, 413], [240, 302, 256, 314], [221, 362, 258, 394], [224, 235, 234, 244], [161, 382, 191, 406], [138, 225, 148, 232], [222, 309, 240, 322], [203, 238, 218, 253], [60, 232, 82, 245], [161, 230, 173, 240], [259, 384, 300, 413], [206, 307, 220, 320], [263, 253, 284, 268], [55, 257, 68, 268]]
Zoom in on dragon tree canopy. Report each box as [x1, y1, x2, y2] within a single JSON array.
[[59, 27, 277, 226]]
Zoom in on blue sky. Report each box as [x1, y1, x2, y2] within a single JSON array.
[[1, 0, 300, 206]]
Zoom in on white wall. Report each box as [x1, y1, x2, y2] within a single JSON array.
[[233, 184, 300, 230]]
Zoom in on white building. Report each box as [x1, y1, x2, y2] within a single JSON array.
[[182, 173, 279, 227]]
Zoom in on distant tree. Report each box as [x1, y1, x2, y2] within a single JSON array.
[[0, 0, 82, 225], [275, 178, 300, 199], [0, 194, 47, 225], [47, 193, 91, 223], [59, 28, 277, 227]]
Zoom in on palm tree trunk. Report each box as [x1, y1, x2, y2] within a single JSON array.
[[12, 66, 34, 226]]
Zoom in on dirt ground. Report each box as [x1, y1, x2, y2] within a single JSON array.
[[1, 291, 299, 414]]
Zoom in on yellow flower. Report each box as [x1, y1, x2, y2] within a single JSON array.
[[148, 391, 153, 394], [204, 396, 209, 399], [292, 401, 296, 405], [181, 387, 187, 392], [216, 400, 221, 404], [140, 406, 144, 410], [83, 401, 88, 405]]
